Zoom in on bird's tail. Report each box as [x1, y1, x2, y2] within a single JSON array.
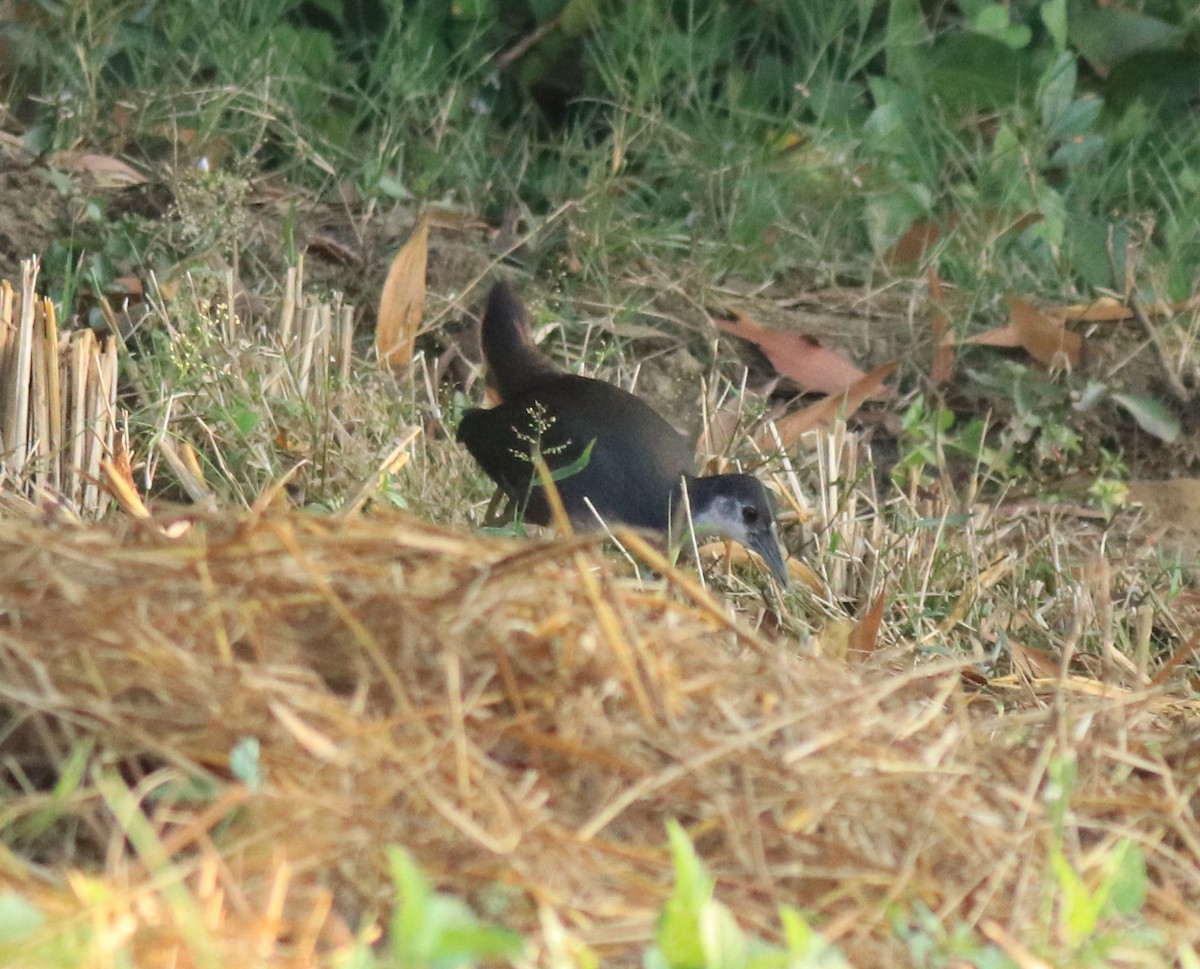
[[480, 281, 562, 401]]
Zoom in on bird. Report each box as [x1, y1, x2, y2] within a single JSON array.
[[456, 281, 789, 585]]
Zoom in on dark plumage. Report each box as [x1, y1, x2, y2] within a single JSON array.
[[457, 282, 788, 584]]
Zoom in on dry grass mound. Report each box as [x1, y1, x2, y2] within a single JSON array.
[[0, 506, 1198, 966]]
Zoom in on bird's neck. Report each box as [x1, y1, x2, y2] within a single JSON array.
[[669, 475, 719, 544]]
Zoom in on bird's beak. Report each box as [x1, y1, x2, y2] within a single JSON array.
[[749, 527, 789, 587]]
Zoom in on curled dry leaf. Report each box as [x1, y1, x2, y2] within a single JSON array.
[[1008, 296, 1081, 368], [848, 590, 888, 659], [47, 151, 148, 188], [927, 266, 955, 387], [376, 213, 429, 374], [716, 312, 871, 396], [1059, 294, 1200, 322], [759, 360, 898, 451], [968, 296, 1081, 369]]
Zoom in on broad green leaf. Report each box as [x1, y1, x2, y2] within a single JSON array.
[[1051, 849, 1102, 944], [0, 893, 45, 942], [1049, 98, 1102, 140], [1105, 840, 1148, 917], [1105, 51, 1200, 115], [388, 847, 436, 962], [656, 821, 713, 968], [1050, 133, 1104, 168], [1067, 0, 1183, 67], [884, 0, 927, 88], [699, 903, 746, 968], [1112, 393, 1181, 443], [778, 906, 852, 967], [1041, 0, 1067, 51], [1038, 52, 1076, 130], [928, 34, 1029, 106], [972, 5, 1031, 49]]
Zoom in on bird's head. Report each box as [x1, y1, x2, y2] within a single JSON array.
[[681, 474, 789, 586]]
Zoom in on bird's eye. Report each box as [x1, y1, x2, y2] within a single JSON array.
[[742, 505, 759, 525]]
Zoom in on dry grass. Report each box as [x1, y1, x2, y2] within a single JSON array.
[[0, 259, 119, 517], [0, 497, 1197, 966], [1, 264, 1199, 967]]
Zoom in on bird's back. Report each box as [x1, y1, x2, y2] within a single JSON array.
[[458, 372, 695, 530]]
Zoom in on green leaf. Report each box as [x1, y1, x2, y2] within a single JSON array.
[[1112, 393, 1181, 443], [1105, 840, 1148, 917], [778, 906, 852, 967], [1065, 216, 1125, 289], [1051, 849, 1102, 945], [385, 847, 523, 967], [927, 34, 1029, 106], [656, 820, 713, 968], [1049, 132, 1104, 168], [1067, 0, 1183, 68], [388, 847, 436, 963], [884, 0, 927, 88], [0, 893, 46, 942], [1038, 52, 1076, 130], [699, 902, 746, 968], [1049, 98, 1102, 141], [231, 406, 261, 435], [229, 737, 262, 790], [1105, 50, 1200, 115], [1045, 755, 1076, 835], [550, 438, 595, 482], [1041, 0, 1067, 51], [972, 5, 1031, 49]]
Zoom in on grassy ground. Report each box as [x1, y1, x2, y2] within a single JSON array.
[[1, 1, 1199, 966]]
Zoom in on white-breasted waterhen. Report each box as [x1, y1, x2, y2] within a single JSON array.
[[456, 282, 789, 585]]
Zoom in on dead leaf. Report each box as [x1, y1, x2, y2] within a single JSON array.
[[47, 151, 147, 188], [760, 360, 898, 450], [1059, 296, 1134, 322], [1008, 296, 1081, 368], [848, 591, 888, 658], [1059, 294, 1200, 322], [101, 456, 150, 519], [376, 213, 429, 374], [967, 297, 1082, 369], [927, 266, 955, 386], [966, 324, 1022, 349], [716, 312, 870, 395], [886, 218, 945, 266], [885, 210, 1039, 266]]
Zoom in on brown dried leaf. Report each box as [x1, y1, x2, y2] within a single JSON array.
[[885, 218, 944, 266], [761, 360, 898, 450], [1059, 294, 1200, 322], [966, 324, 1023, 349], [848, 591, 888, 659], [716, 312, 870, 396], [928, 266, 955, 387], [967, 297, 1082, 368], [1008, 296, 1081, 368], [376, 213, 429, 374], [47, 151, 147, 188]]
